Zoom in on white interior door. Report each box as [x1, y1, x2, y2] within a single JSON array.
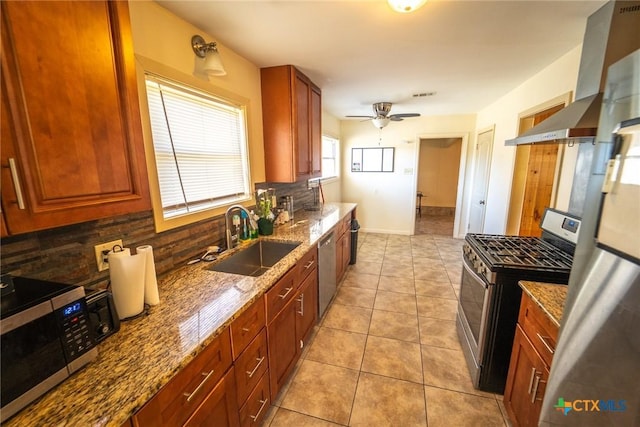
[[468, 128, 493, 233]]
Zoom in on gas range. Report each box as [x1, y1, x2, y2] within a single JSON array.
[[456, 208, 582, 393], [463, 234, 575, 283]]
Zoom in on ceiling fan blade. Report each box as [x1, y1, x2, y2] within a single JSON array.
[[389, 116, 404, 121], [346, 115, 375, 119], [389, 113, 421, 119]]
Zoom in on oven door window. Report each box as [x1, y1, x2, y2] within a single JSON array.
[[459, 257, 488, 345], [1, 312, 66, 407]]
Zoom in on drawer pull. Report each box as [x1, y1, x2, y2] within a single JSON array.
[[241, 327, 250, 332], [304, 260, 315, 269], [527, 367, 536, 394], [246, 356, 265, 378], [278, 287, 294, 299], [297, 293, 304, 316], [531, 375, 542, 403], [183, 370, 214, 402], [250, 398, 269, 421], [536, 333, 555, 354], [7, 158, 25, 210]]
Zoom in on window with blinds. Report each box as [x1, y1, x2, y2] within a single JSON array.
[[321, 135, 339, 179], [145, 75, 251, 220]]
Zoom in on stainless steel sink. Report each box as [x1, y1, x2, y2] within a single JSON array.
[[208, 240, 301, 277]]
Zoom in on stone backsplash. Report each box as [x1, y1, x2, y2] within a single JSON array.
[[0, 180, 318, 290]]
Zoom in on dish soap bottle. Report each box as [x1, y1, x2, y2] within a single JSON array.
[[240, 211, 250, 241]]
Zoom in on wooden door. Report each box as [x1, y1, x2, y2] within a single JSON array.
[[504, 326, 548, 427], [267, 298, 298, 398], [296, 272, 318, 348], [184, 368, 240, 427], [310, 84, 322, 177], [0, 1, 149, 235], [517, 104, 564, 237], [295, 72, 311, 178]]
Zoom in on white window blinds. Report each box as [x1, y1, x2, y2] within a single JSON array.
[[145, 76, 251, 219]]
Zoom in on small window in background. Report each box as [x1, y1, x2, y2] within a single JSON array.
[[321, 135, 339, 179], [145, 75, 251, 221]]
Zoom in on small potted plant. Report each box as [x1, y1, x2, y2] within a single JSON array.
[[255, 189, 275, 235]]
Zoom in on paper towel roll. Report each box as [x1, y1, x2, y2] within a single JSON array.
[[108, 248, 145, 320], [136, 245, 160, 306]]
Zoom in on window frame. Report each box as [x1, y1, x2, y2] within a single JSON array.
[[136, 57, 254, 232], [320, 134, 340, 182]]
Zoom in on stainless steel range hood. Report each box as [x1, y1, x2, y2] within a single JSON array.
[[506, 1, 640, 146]]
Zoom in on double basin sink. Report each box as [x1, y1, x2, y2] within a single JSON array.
[[208, 240, 301, 277]]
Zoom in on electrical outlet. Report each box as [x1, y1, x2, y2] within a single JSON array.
[[94, 239, 123, 272]]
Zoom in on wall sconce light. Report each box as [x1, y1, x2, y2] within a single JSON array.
[[191, 35, 226, 76]]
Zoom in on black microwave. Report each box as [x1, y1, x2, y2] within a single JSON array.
[[0, 275, 98, 422]]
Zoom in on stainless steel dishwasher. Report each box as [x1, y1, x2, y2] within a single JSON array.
[[318, 232, 337, 317]]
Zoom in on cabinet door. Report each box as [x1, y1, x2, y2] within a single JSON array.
[[336, 233, 346, 282], [0, 1, 149, 235], [234, 329, 269, 407], [184, 367, 240, 427], [267, 298, 298, 399], [295, 71, 311, 179], [296, 269, 318, 348], [310, 84, 322, 177], [504, 326, 549, 427]]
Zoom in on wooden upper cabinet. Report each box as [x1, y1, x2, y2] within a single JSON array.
[[0, 1, 150, 235], [260, 65, 322, 182]]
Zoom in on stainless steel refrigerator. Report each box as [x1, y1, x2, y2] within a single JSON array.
[[540, 50, 640, 426]]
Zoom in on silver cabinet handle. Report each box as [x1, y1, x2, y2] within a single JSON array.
[[531, 375, 542, 403], [297, 293, 304, 316], [278, 287, 294, 299], [250, 398, 269, 421], [527, 367, 537, 394], [7, 158, 25, 209], [537, 333, 555, 354], [241, 327, 250, 332], [183, 370, 214, 402], [246, 356, 265, 379], [304, 260, 315, 269]]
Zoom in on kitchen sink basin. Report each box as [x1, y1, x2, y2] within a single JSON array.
[[208, 240, 301, 277]]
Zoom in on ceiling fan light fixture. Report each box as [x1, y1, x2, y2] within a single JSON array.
[[372, 117, 390, 129], [387, 0, 427, 13]]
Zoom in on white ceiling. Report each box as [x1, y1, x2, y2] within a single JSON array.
[[156, 0, 606, 120]]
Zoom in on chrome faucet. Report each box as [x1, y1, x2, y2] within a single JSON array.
[[225, 205, 258, 250]]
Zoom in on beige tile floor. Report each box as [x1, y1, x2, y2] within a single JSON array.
[[263, 214, 510, 426]]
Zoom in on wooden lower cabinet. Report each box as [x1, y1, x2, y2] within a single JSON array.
[[239, 371, 271, 427], [266, 247, 319, 399], [184, 368, 240, 427], [335, 214, 352, 282], [504, 292, 557, 427]]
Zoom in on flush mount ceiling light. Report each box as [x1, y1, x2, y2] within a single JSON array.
[[387, 0, 427, 13], [191, 35, 226, 76]]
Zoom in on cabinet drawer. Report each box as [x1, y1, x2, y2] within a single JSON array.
[[235, 329, 269, 406], [518, 293, 558, 368], [231, 297, 265, 359], [296, 246, 317, 285], [134, 328, 233, 427], [265, 267, 297, 323], [239, 371, 271, 427]]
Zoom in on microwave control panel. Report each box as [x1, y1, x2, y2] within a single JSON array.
[[56, 299, 95, 361]]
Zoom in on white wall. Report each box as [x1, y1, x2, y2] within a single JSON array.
[[475, 45, 582, 234], [341, 115, 476, 235]]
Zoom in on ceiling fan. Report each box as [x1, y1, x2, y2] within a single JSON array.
[[347, 102, 420, 129]]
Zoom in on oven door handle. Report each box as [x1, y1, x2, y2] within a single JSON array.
[[462, 256, 489, 289]]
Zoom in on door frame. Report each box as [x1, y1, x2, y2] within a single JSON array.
[[412, 132, 469, 237]]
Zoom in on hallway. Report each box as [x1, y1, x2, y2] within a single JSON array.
[[262, 230, 509, 426]]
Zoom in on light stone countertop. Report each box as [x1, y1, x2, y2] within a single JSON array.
[[518, 281, 568, 327], [5, 202, 357, 427]]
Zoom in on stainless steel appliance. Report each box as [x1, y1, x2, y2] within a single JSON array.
[[318, 231, 337, 317], [85, 289, 120, 343], [0, 275, 97, 422], [457, 209, 581, 393], [540, 49, 640, 427]]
